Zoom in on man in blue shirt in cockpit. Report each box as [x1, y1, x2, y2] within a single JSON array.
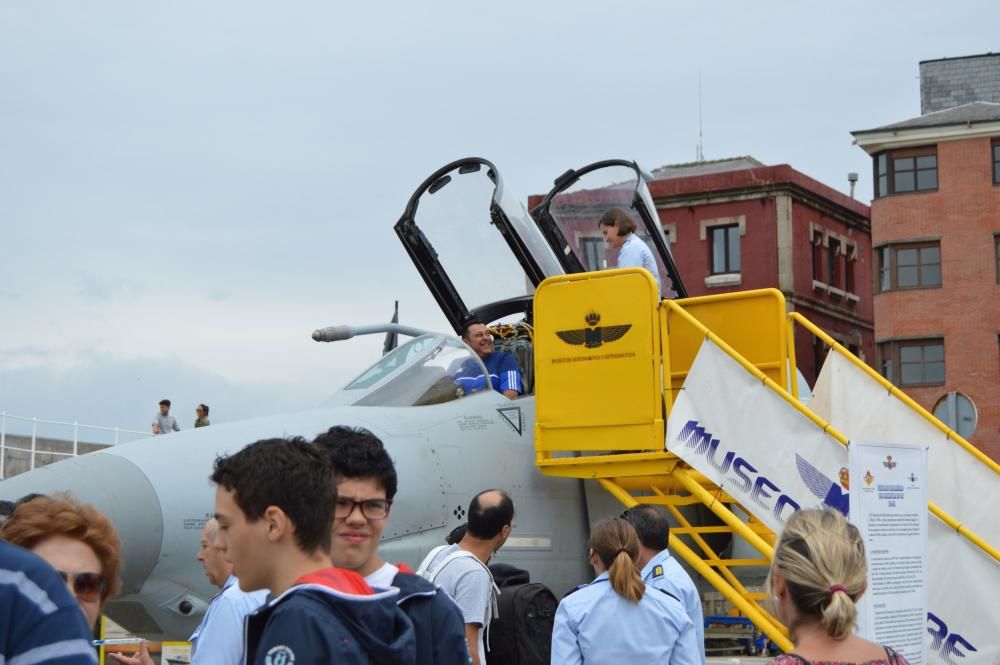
[[455, 319, 522, 399]]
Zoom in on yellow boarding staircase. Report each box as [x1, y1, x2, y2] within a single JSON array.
[[531, 268, 1000, 654]]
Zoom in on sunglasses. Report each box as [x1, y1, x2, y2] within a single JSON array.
[[56, 571, 106, 602]]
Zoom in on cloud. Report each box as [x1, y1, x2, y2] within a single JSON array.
[[0, 353, 310, 442]]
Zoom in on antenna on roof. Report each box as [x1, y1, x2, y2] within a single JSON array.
[[697, 73, 705, 163]]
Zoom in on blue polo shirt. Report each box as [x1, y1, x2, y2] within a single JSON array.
[[551, 572, 699, 664], [0, 541, 97, 664], [189, 575, 268, 665], [641, 550, 705, 665], [454, 352, 522, 396]]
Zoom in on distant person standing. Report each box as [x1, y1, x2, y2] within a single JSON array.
[[598, 207, 662, 295], [194, 404, 211, 428], [152, 399, 179, 435]]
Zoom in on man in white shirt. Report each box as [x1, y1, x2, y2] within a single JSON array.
[[418, 490, 514, 665], [109, 519, 267, 665], [188, 519, 268, 664], [599, 207, 662, 295]]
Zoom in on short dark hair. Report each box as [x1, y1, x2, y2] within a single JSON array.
[[467, 489, 514, 539], [623, 504, 670, 551], [198, 403, 210, 416], [313, 426, 397, 500], [598, 207, 637, 236], [210, 437, 336, 553], [159, 399, 171, 407], [460, 318, 485, 340]]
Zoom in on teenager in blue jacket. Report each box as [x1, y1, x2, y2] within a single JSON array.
[[211, 436, 417, 664]]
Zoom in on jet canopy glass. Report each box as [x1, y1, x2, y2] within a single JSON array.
[[531, 159, 686, 298], [339, 334, 491, 407], [395, 158, 564, 333]]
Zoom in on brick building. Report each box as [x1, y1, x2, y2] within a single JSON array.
[[530, 157, 874, 386], [852, 52, 1000, 461]]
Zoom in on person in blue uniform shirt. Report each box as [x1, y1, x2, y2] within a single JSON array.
[[625, 505, 706, 665], [551, 517, 700, 664], [598, 207, 662, 295], [455, 319, 522, 399]]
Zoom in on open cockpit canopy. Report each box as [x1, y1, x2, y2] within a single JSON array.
[[531, 159, 686, 298], [394, 158, 564, 333]]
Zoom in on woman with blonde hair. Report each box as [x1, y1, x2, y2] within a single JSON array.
[[768, 508, 908, 664], [551, 517, 699, 664], [1, 493, 122, 630]]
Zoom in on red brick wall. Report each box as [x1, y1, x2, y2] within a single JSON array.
[[872, 136, 1000, 460], [659, 198, 776, 297]]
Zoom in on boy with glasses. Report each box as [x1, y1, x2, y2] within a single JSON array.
[[314, 426, 469, 665], [211, 436, 416, 664]]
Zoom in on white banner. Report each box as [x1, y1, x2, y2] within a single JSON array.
[[667, 340, 999, 664], [850, 442, 928, 665], [666, 339, 850, 534], [813, 352, 999, 665]]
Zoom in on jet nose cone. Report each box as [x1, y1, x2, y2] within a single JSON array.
[[0, 452, 164, 594]]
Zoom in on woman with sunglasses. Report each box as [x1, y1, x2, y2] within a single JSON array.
[[1, 493, 122, 630]]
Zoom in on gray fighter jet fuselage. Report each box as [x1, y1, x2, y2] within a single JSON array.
[[0, 157, 683, 640]]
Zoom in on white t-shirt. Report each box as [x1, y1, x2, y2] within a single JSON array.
[[421, 544, 494, 665], [364, 562, 399, 590]]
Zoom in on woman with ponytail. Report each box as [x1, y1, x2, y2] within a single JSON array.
[[768, 508, 909, 665], [551, 517, 700, 664]]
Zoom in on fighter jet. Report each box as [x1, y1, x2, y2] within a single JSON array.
[[0, 157, 683, 640]]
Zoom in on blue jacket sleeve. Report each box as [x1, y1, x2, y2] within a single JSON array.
[[430, 593, 471, 665], [498, 354, 522, 394], [550, 601, 583, 665]]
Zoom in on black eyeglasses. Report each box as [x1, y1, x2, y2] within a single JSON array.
[[56, 571, 106, 602], [335, 498, 392, 520]]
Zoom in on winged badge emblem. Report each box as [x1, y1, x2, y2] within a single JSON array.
[[555, 312, 632, 349], [795, 453, 850, 516]]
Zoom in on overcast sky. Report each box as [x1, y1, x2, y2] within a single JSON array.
[[2, 1, 996, 437]]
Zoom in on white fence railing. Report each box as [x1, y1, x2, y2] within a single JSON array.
[[0, 411, 149, 479]]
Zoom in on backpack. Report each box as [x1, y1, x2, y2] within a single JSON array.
[[485, 565, 557, 665]]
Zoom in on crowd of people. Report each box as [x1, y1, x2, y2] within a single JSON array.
[[0, 423, 905, 665]]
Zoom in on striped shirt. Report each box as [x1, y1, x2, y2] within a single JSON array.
[[455, 352, 522, 396], [0, 541, 97, 665]]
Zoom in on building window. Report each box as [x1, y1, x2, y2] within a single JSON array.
[[933, 392, 977, 439], [580, 237, 605, 271], [874, 241, 941, 292], [710, 224, 740, 275], [995, 235, 1000, 283], [878, 338, 945, 386], [874, 146, 938, 197], [993, 140, 1000, 185], [827, 238, 842, 287], [811, 229, 824, 282]]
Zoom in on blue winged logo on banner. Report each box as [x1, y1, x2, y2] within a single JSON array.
[[795, 454, 850, 516]]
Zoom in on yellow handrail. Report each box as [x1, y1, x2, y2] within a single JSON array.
[[596, 479, 793, 652], [665, 301, 1000, 565], [787, 312, 1000, 475]]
